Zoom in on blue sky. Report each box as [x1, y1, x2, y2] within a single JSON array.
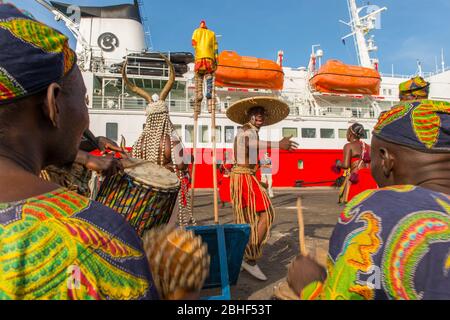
[[7, 0, 450, 75]]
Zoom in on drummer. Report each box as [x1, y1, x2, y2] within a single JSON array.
[[0, 4, 159, 300], [287, 100, 450, 300]]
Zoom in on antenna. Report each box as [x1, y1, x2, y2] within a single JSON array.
[[442, 48, 446, 73]]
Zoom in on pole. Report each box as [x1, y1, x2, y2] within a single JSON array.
[[211, 81, 219, 224], [296, 197, 308, 256], [190, 111, 199, 215]]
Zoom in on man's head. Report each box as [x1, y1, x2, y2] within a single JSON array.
[[399, 76, 430, 101], [371, 100, 450, 190], [347, 123, 365, 142], [247, 106, 266, 129], [0, 4, 88, 170], [200, 20, 207, 29]]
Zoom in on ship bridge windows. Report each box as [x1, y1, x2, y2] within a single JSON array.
[[185, 125, 194, 143], [106, 123, 118, 142], [200, 125, 209, 143], [339, 128, 370, 140], [225, 126, 235, 143], [320, 129, 335, 139], [282, 128, 298, 138], [173, 125, 182, 139], [301, 128, 316, 139]]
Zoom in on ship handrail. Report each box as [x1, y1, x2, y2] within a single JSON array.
[[91, 96, 378, 119]]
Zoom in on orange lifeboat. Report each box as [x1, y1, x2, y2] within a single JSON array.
[[310, 60, 381, 95], [215, 51, 284, 90]]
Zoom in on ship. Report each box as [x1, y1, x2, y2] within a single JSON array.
[[36, 0, 450, 188]]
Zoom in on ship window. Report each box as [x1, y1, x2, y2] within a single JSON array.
[[185, 125, 194, 143], [320, 129, 335, 139], [173, 125, 182, 139], [338, 129, 348, 139], [301, 128, 316, 138], [200, 125, 209, 143], [215, 126, 222, 143], [298, 160, 304, 170], [106, 123, 118, 142], [225, 126, 235, 143], [388, 89, 392, 96], [283, 128, 298, 138]]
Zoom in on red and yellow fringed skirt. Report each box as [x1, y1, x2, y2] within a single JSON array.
[[230, 166, 275, 261]]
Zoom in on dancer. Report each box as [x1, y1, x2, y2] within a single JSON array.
[[337, 123, 378, 204], [192, 20, 218, 113], [122, 55, 195, 227], [287, 100, 450, 300], [218, 151, 233, 208], [226, 97, 298, 280]]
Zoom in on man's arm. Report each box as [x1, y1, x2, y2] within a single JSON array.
[[75, 150, 123, 177]]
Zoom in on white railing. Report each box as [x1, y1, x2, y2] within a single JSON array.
[[91, 96, 377, 119]]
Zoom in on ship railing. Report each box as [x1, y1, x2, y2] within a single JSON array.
[[288, 103, 377, 119], [380, 66, 450, 79], [92, 96, 210, 113], [91, 96, 377, 119]]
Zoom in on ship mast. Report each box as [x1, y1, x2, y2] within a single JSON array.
[[341, 0, 387, 69]]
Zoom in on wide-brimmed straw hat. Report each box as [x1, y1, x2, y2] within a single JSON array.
[[226, 96, 290, 126]]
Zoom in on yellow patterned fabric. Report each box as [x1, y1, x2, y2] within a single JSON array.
[[0, 188, 158, 300]]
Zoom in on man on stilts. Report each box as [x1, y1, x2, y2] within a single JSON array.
[[226, 97, 298, 280], [192, 20, 218, 114]]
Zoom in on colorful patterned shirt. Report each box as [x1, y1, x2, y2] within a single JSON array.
[[0, 188, 159, 300], [302, 185, 450, 300]]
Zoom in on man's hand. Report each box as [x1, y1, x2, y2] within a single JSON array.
[[85, 154, 124, 177], [96, 137, 123, 153], [279, 136, 299, 151]]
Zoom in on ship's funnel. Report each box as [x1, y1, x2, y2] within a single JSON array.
[[51, 1, 146, 63]]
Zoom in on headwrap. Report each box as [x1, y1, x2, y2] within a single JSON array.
[[399, 76, 430, 100], [373, 100, 450, 153], [0, 3, 76, 105]]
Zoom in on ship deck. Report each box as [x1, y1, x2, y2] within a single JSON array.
[[190, 187, 340, 300]]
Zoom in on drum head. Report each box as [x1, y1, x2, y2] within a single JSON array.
[[125, 161, 180, 189]]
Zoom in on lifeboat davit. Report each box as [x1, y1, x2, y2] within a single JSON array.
[[310, 60, 381, 95], [215, 51, 284, 90]]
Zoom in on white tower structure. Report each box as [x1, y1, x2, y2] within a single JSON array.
[[341, 0, 387, 69]]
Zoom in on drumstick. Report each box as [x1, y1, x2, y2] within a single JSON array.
[[297, 197, 308, 256]]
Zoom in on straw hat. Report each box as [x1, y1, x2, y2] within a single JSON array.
[[226, 96, 290, 126]]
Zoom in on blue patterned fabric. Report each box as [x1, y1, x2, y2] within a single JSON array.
[[0, 3, 76, 104]]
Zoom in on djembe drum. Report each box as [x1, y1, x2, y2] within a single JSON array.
[[96, 160, 180, 237]]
